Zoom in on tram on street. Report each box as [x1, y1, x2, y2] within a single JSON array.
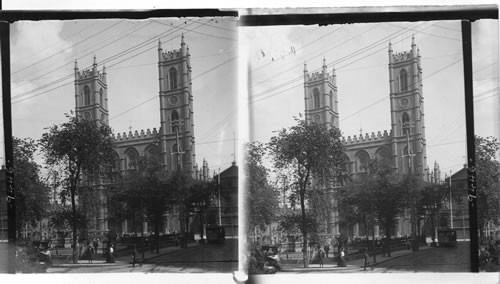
[[206, 224, 225, 244], [438, 228, 458, 247]]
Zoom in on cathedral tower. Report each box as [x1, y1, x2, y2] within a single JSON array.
[[304, 58, 339, 129], [74, 56, 109, 126], [388, 36, 427, 178], [158, 36, 196, 175]]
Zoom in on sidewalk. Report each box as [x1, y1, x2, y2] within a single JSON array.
[[282, 245, 431, 273], [51, 242, 200, 268]]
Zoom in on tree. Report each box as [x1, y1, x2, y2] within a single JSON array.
[[245, 142, 279, 237], [268, 119, 345, 267], [475, 135, 500, 238], [337, 159, 406, 256], [369, 160, 406, 257], [39, 115, 115, 263], [13, 137, 50, 239], [417, 183, 448, 245], [336, 172, 377, 250], [186, 179, 218, 243], [167, 171, 195, 248]]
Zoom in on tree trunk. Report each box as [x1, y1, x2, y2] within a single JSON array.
[[71, 188, 78, 264], [198, 210, 204, 243], [430, 213, 435, 244], [300, 190, 308, 268], [154, 216, 160, 254], [385, 225, 391, 257], [179, 206, 187, 248]]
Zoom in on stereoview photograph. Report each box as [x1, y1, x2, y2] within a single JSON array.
[[243, 18, 499, 277], [9, 16, 238, 273]]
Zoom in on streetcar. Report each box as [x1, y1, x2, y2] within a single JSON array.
[[206, 224, 225, 244], [437, 228, 458, 247]]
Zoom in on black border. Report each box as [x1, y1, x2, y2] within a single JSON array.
[[0, 9, 238, 23], [240, 6, 498, 26], [1, 20, 15, 274]]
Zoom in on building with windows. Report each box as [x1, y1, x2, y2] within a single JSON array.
[[304, 37, 441, 239], [74, 36, 213, 234]]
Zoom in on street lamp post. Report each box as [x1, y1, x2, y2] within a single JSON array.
[[449, 170, 454, 229]]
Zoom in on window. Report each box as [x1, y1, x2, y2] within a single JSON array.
[[356, 151, 370, 173], [171, 110, 179, 133], [113, 152, 121, 171], [400, 69, 408, 91], [313, 88, 320, 108], [99, 88, 104, 106], [169, 67, 178, 89], [402, 112, 410, 135], [125, 148, 140, 171], [84, 86, 91, 106]]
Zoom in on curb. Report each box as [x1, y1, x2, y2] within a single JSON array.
[[282, 246, 431, 272], [142, 243, 201, 262]]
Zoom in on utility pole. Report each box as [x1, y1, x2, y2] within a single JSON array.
[[449, 170, 454, 229], [218, 168, 222, 226]]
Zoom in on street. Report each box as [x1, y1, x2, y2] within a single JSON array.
[[376, 242, 470, 273], [278, 242, 477, 274], [46, 239, 238, 273]]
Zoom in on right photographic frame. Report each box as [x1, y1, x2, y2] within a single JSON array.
[[240, 6, 499, 280]]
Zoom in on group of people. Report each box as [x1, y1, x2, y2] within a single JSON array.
[[313, 243, 348, 268], [313, 242, 375, 270], [77, 238, 118, 264]]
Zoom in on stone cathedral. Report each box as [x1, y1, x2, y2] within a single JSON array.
[[74, 36, 212, 234], [304, 37, 442, 238]]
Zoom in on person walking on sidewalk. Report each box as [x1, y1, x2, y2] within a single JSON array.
[[132, 245, 142, 267], [88, 242, 94, 264], [317, 245, 324, 268], [339, 247, 346, 267], [363, 248, 374, 271]]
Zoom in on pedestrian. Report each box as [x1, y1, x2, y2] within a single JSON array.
[[108, 244, 115, 263], [132, 245, 142, 267], [93, 238, 99, 255], [339, 247, 346, 267], [381, 238, 386, 257], [324, 243, 330, 259], [88, 243, 94, 264], [317, 245, 324, 268], [363, 248, 374, 271]]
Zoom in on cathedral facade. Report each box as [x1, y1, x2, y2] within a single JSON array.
[[74, 36, 211, 234], [304, 37, 442, 238]]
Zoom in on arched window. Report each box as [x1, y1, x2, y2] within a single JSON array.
[[169, 67, 178, 90], [403, 146, 412, 174], [113, 152, 121, 171], [171, 110, 180, 133], [313, 88, 320, 108], [355, 151, 370, 173], [124, 147, 140, 171], [172, 143, 180, 171], [99, 88, 104, 106], [400, 69, 408, 91], [84, 85, 91, 106], [402, 112, 410, 135], [376, 147, 391, 167]]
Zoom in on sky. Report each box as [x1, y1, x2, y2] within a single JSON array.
[[8, 17, 238, 173], [242, 19, 499, 178]]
